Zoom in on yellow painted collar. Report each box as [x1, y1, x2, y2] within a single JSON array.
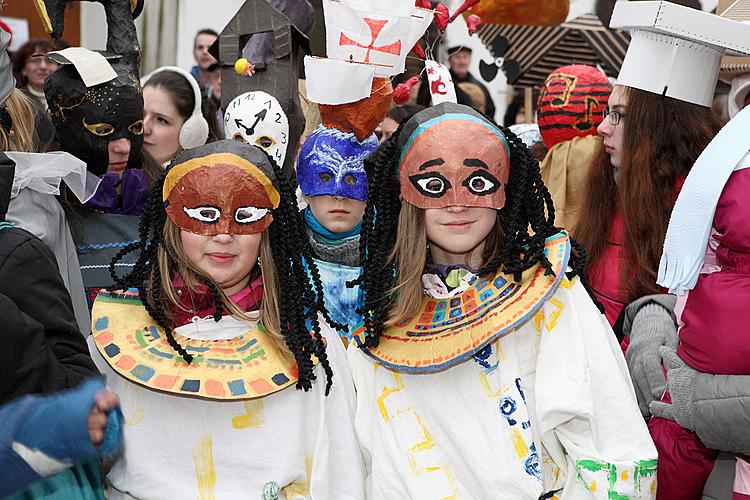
[[91, 290, 300, 400], [353, 232, 571, 373]]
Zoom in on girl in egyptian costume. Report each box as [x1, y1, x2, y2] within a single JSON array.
[[350, 102, 657, 499], [88, 140, 364, 498]]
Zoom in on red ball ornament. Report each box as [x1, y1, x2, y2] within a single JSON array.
[[415, 0, 431, 8], [537, 64, 612, 148], [434, 4, 450, 33], [466, 14, 482, 35], [393, 76, 420, 105]]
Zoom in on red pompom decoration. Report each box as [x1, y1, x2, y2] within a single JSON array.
[[393, 76, 420, 105], [537, 64, 612, 148], [434, 4, 450, 33], [415, 0, 431, 8], [466, 14, 482, 35]]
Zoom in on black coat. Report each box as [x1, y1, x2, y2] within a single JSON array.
[[0, 225, 99, 404]]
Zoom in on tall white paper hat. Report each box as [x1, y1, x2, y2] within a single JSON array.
[[610, 1, 750, 107]]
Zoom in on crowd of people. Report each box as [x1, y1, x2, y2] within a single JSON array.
[[2, 0, 750, 499]]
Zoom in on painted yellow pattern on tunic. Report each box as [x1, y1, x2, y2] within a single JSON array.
[[192, 435, 217, 500], [283, 455, 313, 498], [378, 372, 459, 499], [231, 400, 265, 429], [534, 297, 565, 332]]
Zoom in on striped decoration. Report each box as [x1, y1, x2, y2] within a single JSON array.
[[477, 13, 630, 88]]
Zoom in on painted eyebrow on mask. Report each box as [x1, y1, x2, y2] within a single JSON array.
[[464, 158, 488, 169], [418, 158, 445, 171]]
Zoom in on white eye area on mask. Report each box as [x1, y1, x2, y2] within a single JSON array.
[[410, 172, 452, 198], [183, 206, 221, 224], [462, 170, 501, 196], [234, 207, 270, 224]]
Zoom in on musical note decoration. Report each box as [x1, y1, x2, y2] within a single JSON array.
[[536, 65, 612, 148]]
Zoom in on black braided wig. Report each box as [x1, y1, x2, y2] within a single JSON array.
[[357, 112, 599, 349], [109, 147, 335, 393]]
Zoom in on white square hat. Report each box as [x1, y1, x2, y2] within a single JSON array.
[[610, 1, 750, 106]]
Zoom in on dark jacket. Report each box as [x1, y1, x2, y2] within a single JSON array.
[[0, 152, 98, 404], [0, 227, 99, 404]]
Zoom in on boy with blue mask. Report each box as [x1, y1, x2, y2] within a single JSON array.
[[297, 124, 379, 343]]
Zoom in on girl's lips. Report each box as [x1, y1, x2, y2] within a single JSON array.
[[444, 220, 474, 228], [109, 162, 127, 171], [207, 253, 235, 263], [329, 209, 350, 215]]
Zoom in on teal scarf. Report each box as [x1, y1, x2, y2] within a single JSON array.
[[303, 206, 361, 247]]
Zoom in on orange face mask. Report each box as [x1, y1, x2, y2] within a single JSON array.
[[398, 105, 511, 209], [163, 147, 280, 236]]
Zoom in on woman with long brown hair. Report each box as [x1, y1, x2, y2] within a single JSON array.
[[574, 85, 723, 325]]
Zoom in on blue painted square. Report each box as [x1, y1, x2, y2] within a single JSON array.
[[493, 276, 508, 289], [131, 364, 155, 382], [272, 373, 290, 386], [480, 289, 494, 301], [94, 317, 109, 331], [103, 343, 120, 358], [476, 281, 487, 290], [435, 301, 447, 311], [450, 308, 463, 318], [449, 297, 461, 308], [228, 380, 247, 396], [180, 379, 200, 393], [432, 311, 446, 323]]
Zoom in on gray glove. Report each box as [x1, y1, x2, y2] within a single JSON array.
[[626, 303, 679, 418], [649, 345, 698, 431]]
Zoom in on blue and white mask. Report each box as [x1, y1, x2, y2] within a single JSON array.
[[296, 126, 378, 201]]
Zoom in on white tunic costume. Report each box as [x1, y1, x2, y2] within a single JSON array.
[[88, 290, 365, 499], [348, 233, 657, 499]]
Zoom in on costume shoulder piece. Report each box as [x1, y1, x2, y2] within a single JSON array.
[[354, 231, 571, 373], [91, 289, 300, 400]]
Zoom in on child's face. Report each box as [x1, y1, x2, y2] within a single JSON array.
[[424, 206, 497, 266], [180, 230, 262, 296], [306, 194, 366, 234]]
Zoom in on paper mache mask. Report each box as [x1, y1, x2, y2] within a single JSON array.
[[537, 65, 611, 148], [224, 91, 290, 167], [397, 103, 511, 210], [45, 56, 144, 177], [296, 125, 378, 201], [163, 140, 280, 235], [40, 0, 146, 177]]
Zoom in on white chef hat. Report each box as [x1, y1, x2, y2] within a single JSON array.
[[610, 1, 750, 107]]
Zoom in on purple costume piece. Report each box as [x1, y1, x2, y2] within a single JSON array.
[[84, 169, 148, 215]]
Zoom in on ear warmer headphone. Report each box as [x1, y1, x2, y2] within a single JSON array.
[[141, 66, 210, 150]]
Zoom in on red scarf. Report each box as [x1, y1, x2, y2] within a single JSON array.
[[170, 273, 264, 328]]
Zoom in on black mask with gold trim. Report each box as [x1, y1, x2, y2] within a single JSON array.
[[45, 55, 144, 176]]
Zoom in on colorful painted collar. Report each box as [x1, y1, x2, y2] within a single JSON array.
[[91, 290, 300, 400], [353, 231, 570, 373]]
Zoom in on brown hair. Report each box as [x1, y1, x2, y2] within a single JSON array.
[[1, 89, 36, 152], [12, 39, 56, 88], [574, 86, 723, 300], [387, 201, 503, 326], [144, 70, 223, 143]]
